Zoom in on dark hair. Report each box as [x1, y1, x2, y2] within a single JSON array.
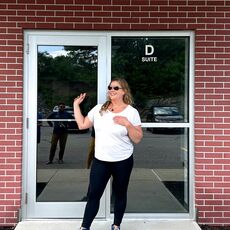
[[100, 78, 133, 114]]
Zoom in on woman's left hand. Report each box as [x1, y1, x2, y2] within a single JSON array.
[[113, 116, 130, 127], [113, 116, 143, 144]]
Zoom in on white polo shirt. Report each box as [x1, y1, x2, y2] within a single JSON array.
[[87, 104, 141, 162]]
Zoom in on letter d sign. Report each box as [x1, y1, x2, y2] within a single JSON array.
[[145, 45, 154, 55]]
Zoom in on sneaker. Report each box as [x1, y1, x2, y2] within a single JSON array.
[[46, 161, 53, 165], [111, 224, 120, 230], [80, 227, 90, 230]]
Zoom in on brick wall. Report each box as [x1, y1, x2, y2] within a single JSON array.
[[0, 0, 229, 227]]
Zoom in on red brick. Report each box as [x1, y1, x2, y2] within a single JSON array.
[[113, 0, 130, 5], [198, 217, 214, 224], [46, 17, 65, 22], [94, 12, 111, 17], [216, 18, 230, 24], [103, 5, 120, 11], [214, 194, 230, 200], [112, 12, 130, 17], [205, 211, 223, 217], [131, 24, 149, 30], [150, 12, 168, 17], [205, 165, 222, 170], [94, 23, 111, 30], [75, 12, 92, 17], [75, 24, 93, 30], [17, 22, 36, 28], [149, 24, 168, 30], [55, 23, 74, 29], [204, 188, 223, 194], [56, 0, 74, 3], [75, 0, 92, 3], [18, 0, 35, 3], [37, 0, 54, 3], [111, 24, 130, 30], [214, 206, 230, 211], [131, 11, 149, 17], [104, 18, 120, 23], [196, 171, 214, 176], [84, 5, 102, 11], [27, 4, 45, 10], [84, 17, 102, 23], [196, 181, 215, 188], [132, 0, 149, 5], [94, 0, 111, 4]]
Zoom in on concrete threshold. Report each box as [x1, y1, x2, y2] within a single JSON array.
[[15, 219, 201, 230]]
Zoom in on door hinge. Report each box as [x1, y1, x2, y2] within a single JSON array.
[[26, 117, 29, 129], [25, 192, 28, 204], [26, 43, 29, 54]]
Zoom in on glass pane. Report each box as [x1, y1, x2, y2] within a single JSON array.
[[111, 36, 190, 214], [111, 37, 189, 123], [36, 45, 97, 202], [127, 128, 188, 213]]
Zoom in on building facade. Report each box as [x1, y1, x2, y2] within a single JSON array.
[[0, 0, 230, 227]]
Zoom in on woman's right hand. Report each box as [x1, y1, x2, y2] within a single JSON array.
[[74, 93, 86, 106], [73, 93, 92, 130]]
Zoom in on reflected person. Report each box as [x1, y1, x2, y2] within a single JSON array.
[[46, 103, 73, 165], [73, 78, 143, 230]]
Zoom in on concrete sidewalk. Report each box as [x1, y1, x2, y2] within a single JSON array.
[[15, 220, 201, 230], [36, 168, 186, 213]]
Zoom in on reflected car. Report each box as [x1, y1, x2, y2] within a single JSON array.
[[52, 106, 89, 133], [146, 106, 184, 134]]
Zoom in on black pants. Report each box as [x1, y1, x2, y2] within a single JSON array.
[[82, 155, 133, 229], [49, 132, 68, 161]]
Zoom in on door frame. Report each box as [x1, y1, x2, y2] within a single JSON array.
[[22, 30, 195, 221], [23, 31, 109, 219]]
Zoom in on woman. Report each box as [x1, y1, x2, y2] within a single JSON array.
[[73, 78, 143, 230]]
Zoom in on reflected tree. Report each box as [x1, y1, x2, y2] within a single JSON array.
[[111, 37, 188, 115], [38, 46, 97, 115]]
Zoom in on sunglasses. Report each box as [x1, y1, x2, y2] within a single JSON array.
[[108, 86, 123, 91]]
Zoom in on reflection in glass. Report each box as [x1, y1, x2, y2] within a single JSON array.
[[111, 37, 190, 214], [111, 37, 189, 123], [126, 128, 188, 213], [36, 45, 97, 202]]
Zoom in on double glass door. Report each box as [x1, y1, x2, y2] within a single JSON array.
[[24, 31, 194, 220]]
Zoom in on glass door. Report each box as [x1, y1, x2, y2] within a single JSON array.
[[110, 35, 194, 217], [24, 33, 107, 218]]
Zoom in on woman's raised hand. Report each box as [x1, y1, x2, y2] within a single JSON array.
[[74, 93, 86, 106]]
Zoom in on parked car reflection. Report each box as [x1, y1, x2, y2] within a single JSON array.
[[146, 106, 184, 134]]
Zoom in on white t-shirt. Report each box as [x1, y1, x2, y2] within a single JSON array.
[[87, 104, 141, 162]]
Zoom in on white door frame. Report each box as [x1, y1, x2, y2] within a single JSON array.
[[22, 30, 195, 221], [23, 31, 109, 219]]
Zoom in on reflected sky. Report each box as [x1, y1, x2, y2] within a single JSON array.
[[38, 45, 68, 58], [38, 45, 64, 53]]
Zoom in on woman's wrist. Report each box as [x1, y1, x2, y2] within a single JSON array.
[[125, 121, 132, 129]]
